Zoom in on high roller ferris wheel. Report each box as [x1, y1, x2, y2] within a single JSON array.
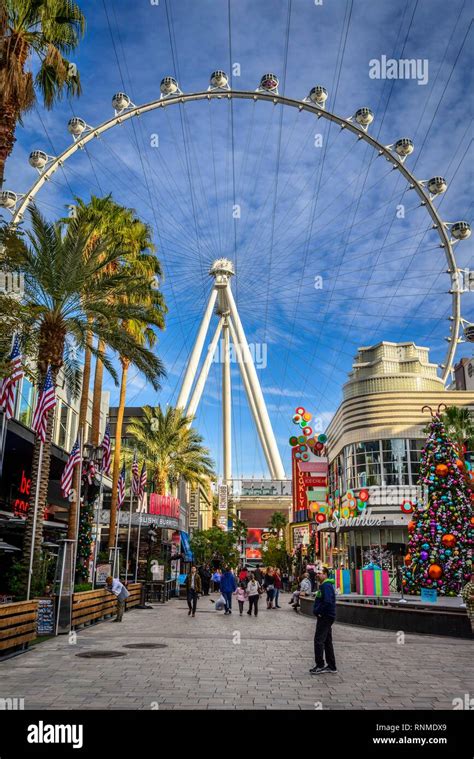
[[1, 70, 472, 480]]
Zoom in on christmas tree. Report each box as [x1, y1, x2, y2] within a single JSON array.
[[403, 411, 473, 596]]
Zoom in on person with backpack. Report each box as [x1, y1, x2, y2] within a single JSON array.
[[220, 567, 237, 614], [263, 567, 276, 609], [246, 573, 261, 617], [310, 567, 337, 675]]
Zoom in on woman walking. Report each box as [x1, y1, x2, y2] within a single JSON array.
[[263, 567, 276, 609], [274, 568, 282, 608], [246, 573, 261, 617], [185, 566, 202, 618], [211, 568, 222, 594]]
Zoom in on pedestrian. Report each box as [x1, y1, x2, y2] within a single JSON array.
[[238, 566, 248, 585], [185, 566, 202, 617], [105, 576, 129, 623], [263, 567, 276, 609], [254, 564, 263, 584], [461, 571, 474, 634], [234, 581, 247, 615], [308, 566, 316, 592], [246, 573, 261, 616], [211, 568, 222, 593], [282, 570, 289, 592], [274, 568, 282, 608], [200, 564, 211, 596], [310, 567, 337, 675], [220, 566, 237, 614], [289, 572, 312, 612]]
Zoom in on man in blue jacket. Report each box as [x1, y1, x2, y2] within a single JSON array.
[[220, 567, 237, 614], [310, 567, 337, 674]]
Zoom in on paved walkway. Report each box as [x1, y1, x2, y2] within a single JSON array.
[[1, 592, 472, 710]]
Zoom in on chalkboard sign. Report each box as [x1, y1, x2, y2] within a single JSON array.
[[37, 598, 55, 635], [421, 588, 438, 604]]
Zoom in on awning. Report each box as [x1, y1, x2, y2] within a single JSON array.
[[181, 531, 194, 561]]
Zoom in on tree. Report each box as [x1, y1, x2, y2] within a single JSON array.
[[403, 412, 473, 597], [440, 406, 474, 460], [0, 0, 85, 187], [268, 511, 288, 534], [190, 527, 240, 568], [262, 535, 290, 572], [127, 405, 215, 496], [1, 206, 165, 595]]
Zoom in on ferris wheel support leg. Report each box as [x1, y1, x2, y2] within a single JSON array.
[[229, 319, 276, 479], [226, 286, 285, 480], [223, 317, 232, 484], [176, 287, 218, 409], [187, 318, 224, 420]]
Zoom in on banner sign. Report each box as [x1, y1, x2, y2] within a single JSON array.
[[189, 489, 199, 528], [149, 494, 180, 520], [292, 449, 307, 514], [302, 475, 327, 488], [218, 485, 228, 510]]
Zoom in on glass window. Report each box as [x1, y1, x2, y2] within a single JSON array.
[[57, 402, 69, 449], [17, 377, 34, 427], [409, 439, 424, 483], [354, 441, 381, 487], [381, 439, 409, 485]]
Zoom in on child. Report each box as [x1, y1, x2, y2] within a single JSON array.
[[234, 581, 247, 615]]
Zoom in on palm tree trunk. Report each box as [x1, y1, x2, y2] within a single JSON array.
[[108, 359, 129, 550], [0, 103, 17, 190], [67, 329, 93, 542], [19, 374, 57, 597], [90, 339, 105, 445]]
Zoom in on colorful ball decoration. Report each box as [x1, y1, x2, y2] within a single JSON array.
[[298, 444, 307, 453], [295, 452, 301, 459], [441, 533, 456, 549], [295, 407, 305, 416], [407, 520, 416, 533], [298, 436, 306, 444], [346, 491, 357, 511], [404, 553, 411, 566], [307, 438, 316, 447], [455, 458, 464, 470], [293, 414, 302, 424], [302, 412, 312, 422], [301, 452, 310, 461], [289, 436, 298, 447], [315, 441, 324, 452], [316, 513, 326, 523], [400, 499, 414, 514], [300, 420, 308, 428], [318, 433, 327, 444], [435, 463, 449, 477], [428, 563, 443, 580], [358, 489, 369, 503], [303, 426, 312, 437], [340, 506, 351, 518], [356, 500, 367, 512]]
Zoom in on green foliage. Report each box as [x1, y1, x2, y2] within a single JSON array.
[[74, 583, 92, 593], [268, 511, 288, 533], [190, 527, 240, 568], [262, 536, 290, 572], [440, 406, 474, 454]]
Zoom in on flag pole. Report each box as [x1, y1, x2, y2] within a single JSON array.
[[113, 476, 121, 578], [125, 489, 133, 583], [134, 506, 142, 583], [0, 412, 7, 479], [26, 440, 44, 601], [72, 428, 83, 581], [92, 464, 104, 589]]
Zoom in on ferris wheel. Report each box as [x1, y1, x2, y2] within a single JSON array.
[[1, 71, 472, 476]]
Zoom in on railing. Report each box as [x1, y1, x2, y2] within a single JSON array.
[[71, 583, 142, 629], [144, 579, 177, 604], [0, 600, 38, 653]]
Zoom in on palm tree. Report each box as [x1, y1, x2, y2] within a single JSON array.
[[0, 0, 85, 187], [127, 405, 215, 496], [1, 206, 165, 595], [440, 406, 474, 458], [268, 511, 288, 534]]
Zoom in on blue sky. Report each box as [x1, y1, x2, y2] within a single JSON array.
[[3, 0, 473, 478]]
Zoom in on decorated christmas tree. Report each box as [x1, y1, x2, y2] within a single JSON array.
[[403, 410, 473, 596]]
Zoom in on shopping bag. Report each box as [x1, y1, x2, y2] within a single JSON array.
[[215, 594, 226, 610]]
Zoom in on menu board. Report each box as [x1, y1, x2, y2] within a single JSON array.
[[37, 598, 55, 635]]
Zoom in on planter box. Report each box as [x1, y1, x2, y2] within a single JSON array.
[[71, 583, 142, 629], [0, 600, 38, 653]]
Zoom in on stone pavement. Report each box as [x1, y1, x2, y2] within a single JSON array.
[[0, 592, 472, 710]]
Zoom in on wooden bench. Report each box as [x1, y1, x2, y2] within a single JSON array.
[[0, 600, 38, 653], [71, 583, 142, 629]]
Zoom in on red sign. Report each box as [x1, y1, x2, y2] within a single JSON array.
[[149, 494, 180, 520], [292, 449, 307, 517], [302, 475, 327, 488], [13, 470, 31, 518]]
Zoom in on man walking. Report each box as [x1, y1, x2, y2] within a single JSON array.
[[220, 566, 237, 614], [186, 566, 202, 617], [105, 576, 130, 623], [310, 567, 337, 674]]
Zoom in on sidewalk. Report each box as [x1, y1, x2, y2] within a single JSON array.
[[0, 592, 471, 710]]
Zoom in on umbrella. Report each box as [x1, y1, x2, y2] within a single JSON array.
[[0, 539, 21, 553]]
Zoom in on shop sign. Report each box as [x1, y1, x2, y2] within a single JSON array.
[[98, 510, 179, 530], [292, 449, 307, 514], [189, 489, 199, 528], [355, 486, 421, 507], [13, 470, 31, 518], [302, 474, 326, 488], [218, 485, 228, 510], [149, 494, 180, 520], [95, 563, 111, 585], [326, 508, 382, 533]]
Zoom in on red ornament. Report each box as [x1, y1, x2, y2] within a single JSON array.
[[400, 499, 414, 514], [404, 553, 411, 566], [441, 534, 456, 549], [428, 564, 443, 580], [455, 459, 464, 471], [407, 520, 416, 533], [435, 464, 448, 477], [358, 489, 369, 502]]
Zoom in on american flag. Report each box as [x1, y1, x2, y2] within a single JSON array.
[[100, 423, 111, 475], [83, 459, 96, 485], [139, 461, 147, 498], [0, 334, 24, 420], [31, 366, 56, 443], [132, 451, 140, 495], [60, 437, 81, 498], [117, 463, 126, 509]]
